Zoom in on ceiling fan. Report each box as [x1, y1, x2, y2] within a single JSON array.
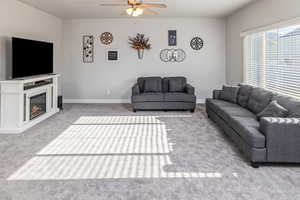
[[100, 0, 167, 17]]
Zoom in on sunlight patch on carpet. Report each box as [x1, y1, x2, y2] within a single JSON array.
[[8, 115, 222, 180]]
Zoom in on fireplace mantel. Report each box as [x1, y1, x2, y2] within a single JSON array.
[[0, 74, 60, 134]]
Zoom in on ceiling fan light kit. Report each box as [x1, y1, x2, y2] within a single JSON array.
[[126, 7, 144, 17], [100, 0, 167, 17]]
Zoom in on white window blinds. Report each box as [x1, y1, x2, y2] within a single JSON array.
[[244, 24, 300, 99]]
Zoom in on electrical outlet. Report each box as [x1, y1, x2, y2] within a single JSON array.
[[106, 89, 111, 96]]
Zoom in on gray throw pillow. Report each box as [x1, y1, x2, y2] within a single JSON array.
[[237, 84, 253, 108], [257, 100, 289, 120], [144, 79, 162, 93], [169, 79, 185, 92], [219, 85, 239, 103], [272, 94, 300, 118], [247, 88, 273, 114]]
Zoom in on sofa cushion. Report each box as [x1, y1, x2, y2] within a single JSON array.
[[143, 78, 162, 93], [163, 77, 187, 92], [257, 100, 289, 120], [164, 93, 196, 103], [169, 78, 186, 92], [137, 77, 162, 93], [206, 99, 257, 120], [229, 116, 266, 148], [247, 88, 273, 114], [132, 93, 164, 102], [206, 99, 265, 148], [219, 85, 239, 103], [237, 84, 253, 108], [272, 94, 300, 118]]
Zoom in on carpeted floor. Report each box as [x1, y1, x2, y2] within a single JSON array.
[[0, 104, 300, 200]]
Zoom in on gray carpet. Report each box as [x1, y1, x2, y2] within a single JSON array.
[[0, 104, 300, 200]]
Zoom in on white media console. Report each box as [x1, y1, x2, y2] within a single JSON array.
[[0, 74, 60, 134]]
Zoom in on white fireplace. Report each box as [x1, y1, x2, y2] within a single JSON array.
[[0, 74, 60, 134]]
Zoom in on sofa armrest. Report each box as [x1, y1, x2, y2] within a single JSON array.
[[260, 117, 300, 162], [185, 84, 195, 95], [213, 90, 222, 99], [132, 83, 140, 96]]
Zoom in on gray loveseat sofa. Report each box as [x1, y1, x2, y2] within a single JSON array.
[[206, 84, 300, 168], [132, 77, 196, 112]]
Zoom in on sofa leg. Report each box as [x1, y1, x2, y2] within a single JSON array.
[[133, 109, 137, 113], [251, 161, 260, 168], [190, 109, 195, 113]]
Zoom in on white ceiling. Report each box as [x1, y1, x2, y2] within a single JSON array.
[[17, 0, 256, 19]]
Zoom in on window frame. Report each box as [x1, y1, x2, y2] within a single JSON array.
[[242, 17, 300, 98]]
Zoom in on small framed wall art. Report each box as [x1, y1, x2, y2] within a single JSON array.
[[168, 30, 177, 46], [83, 35, 94, 63], [108, 51, 118, 61]]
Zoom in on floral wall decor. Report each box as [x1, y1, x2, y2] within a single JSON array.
[[129, 33, 151, 59]]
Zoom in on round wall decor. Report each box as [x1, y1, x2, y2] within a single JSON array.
[[190, 37, 204, 50], [100, 32, 113, 45], [160, 49, 186, 63]]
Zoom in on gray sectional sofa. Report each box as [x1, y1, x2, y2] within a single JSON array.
[[206, 84, 300, 168], [132, 77, 196, 112]]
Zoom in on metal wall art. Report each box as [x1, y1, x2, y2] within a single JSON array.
[[160, 49, 186, 63], [83, 35, 94, 63], [190, 37, 204, 50], [100, 32, 113, 45], [168, 30, 177, 46]]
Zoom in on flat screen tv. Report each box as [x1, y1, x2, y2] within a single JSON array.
[[12, 37, 53, 79]]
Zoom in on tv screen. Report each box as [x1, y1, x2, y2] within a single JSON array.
[[12, 37, 53, 79]]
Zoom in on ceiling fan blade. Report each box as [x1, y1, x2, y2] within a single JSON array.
[[100, 4, 128, 6], [140, 3, 167, 8], [143, 7, 158, 16], [128, 0, 136, 4]]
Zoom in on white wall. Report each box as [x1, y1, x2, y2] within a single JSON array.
[[62, 18, 226, 102], [0, 0, 63, 93], [226, 0, 300, 85]]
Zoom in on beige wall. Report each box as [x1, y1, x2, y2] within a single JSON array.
[[62, 18, 226, 102], [0, 0, 63, 93], [226, 0, 300, 85]]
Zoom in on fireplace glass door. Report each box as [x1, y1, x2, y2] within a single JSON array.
[[30, 93, 46, 120]]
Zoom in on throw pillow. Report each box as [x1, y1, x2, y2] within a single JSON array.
[[144, 78, 162, 93], [257, 100, 289, 120], [272, 94, 300, 118], [169, 79, 185, 92], [219, 85, 239, 103], [237, 84, 253, 108], [247, 88, 273, 114]]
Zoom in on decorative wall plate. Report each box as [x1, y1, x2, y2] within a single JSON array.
[[160, 49, 186, 63], [100, 32, 113, 45], [190, 37, 204, 50]]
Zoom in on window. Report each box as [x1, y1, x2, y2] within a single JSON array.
[[244, 24, 300, 99]]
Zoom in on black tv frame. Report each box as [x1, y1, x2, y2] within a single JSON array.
[[12, 37, 53, 79]]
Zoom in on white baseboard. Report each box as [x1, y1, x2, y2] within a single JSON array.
[[64, 99, 131, 104], [197, 99, 205, 104], [64, 99, 205, 104]]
